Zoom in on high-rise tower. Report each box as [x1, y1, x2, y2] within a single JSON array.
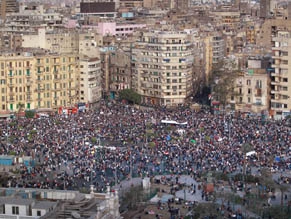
[[0, 0, 18, 20]]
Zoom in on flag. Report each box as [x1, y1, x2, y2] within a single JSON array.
[[190, 139, 196, 144]]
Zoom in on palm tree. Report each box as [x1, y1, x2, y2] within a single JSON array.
[[16, 102, 25, 119]]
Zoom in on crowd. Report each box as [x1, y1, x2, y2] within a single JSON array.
[[0, 100, 290, 192]]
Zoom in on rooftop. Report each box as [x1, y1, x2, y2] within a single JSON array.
[[0, 197, 34, 206], [32, 201, 57, 210]]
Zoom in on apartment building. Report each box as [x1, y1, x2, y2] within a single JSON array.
[[256, 19, 291, 51], [132, 30, 195, 106], [0, 0, 18, 19], [211, 10, 240, 31], [119, 0, 143, 9], [109, 47, 132, 97], [0, 32, 22, 50], [22, 29, 103, 57], [0, 50, 79, 112], [79, 57, 102, 106], [4, 4, 63, 32], [232, 72, 270, 113], [203, 31, 225, 85], [271, 31, 291, 119]]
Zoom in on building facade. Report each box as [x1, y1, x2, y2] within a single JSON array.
[[271, 31, 291, 119], [79, 57, 102, 106], [132, 30, 195, 106], [0, 50, 79, 112], [109, 48, 132, 98]]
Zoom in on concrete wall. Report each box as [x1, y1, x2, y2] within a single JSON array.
[[5, 204, 28, 216], [31, 209, 46, 217]]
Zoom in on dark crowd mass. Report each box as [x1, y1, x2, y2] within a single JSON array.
[[0, 100, 290, 192]]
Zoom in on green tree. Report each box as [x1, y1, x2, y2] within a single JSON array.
[[119, 89, 141, 104], [25, 110, 35, 118], [210, 61, 241, 110], [16, 102, 25, 119]]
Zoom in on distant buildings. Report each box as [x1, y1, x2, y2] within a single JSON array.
[[0, 0, 288, 117]]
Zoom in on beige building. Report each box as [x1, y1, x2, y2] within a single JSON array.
[[211, 10, 240, 30], [79, 57, 102, 106], [132, 30, 195, 106], [232, 72, 270, 114], [256, 19, 291, 51], [203, 32, 225, 86], [271, 30, 291, 119], [22, 29, 103, 57], [109, 48, 132, 94], [0, 0, 18, 19], [0, 50, 79, 112], [119, 0, 143, 9]]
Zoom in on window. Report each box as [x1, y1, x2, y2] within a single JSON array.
[[12, 206, 19, 215], [256, 80, 262, 88], [246, 80, 251, 85], [37, 210, 41, 216]]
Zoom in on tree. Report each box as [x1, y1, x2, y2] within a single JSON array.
[[119, 89, 141, 104], [16, 102, 25, 119], [25, 110, 35, 118], [278, 184, 289, 206], [210, 60, 241, 110]]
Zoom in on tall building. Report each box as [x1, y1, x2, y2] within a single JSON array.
[[132, 30, 195, 106], [203, 32, 225, 85], [79, 57, 102, 106], [0, 50, 79, 112], [0, 0, 18, 19], [231, 57, 270, 113], [271, 30, 291, 119], [260, 0, 270, 18]]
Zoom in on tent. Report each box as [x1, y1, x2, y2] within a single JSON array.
[[161, 120, 188, 125], [246, 151, 256, 157]]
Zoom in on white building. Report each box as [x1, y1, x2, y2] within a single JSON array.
[[271, 30, 291, 119], [132, 30, 196, 106], [79, 57, 102, 106]]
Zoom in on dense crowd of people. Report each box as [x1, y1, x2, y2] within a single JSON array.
[[0, 100, 290, 192]]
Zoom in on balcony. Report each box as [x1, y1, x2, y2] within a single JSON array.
[[271, 81, 280, 85], [271, 90, 280, 94], [271, 63, 280, 68]]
